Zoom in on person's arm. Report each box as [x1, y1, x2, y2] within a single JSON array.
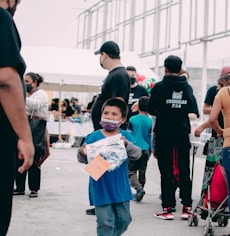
[[194, 120, 211, 137], [209, 97, 223, 136], [125, 141, 142, 160], [188, 113, 197, 120], [0, 67, 34, 173], [203, 103, 212, 115]]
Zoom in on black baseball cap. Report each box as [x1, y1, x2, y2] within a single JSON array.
[[94, 41, 120, 58], [126, 66, 137, 72]]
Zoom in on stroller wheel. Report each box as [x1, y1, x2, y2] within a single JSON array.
[[188, 215, 193, 226], [209, 227, 214, 236], [217, 217, 223, 226], [217, 216, 228, 227], [223, 217, 228, 227], [203, 225, 209, 236], [203, 225, 214, 236], [193, 215, 199, 226], [188, 214, 199, 226]]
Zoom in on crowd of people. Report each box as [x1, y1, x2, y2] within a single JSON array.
[[48, 96, 96, 121], [1, 1, 230, 235], [78, 40, 230, 236]]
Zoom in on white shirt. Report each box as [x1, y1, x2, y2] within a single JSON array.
[[26, 89, 49, 119]]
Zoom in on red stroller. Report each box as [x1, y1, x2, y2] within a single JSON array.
[[188, 137, 229, 236]]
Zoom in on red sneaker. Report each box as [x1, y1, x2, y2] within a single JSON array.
[[181, 206, 192, 220], [154, 207, 174, 220]]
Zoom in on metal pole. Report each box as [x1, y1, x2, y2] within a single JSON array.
[[201, 0, 209, 121], [154, 0, 161, 76]]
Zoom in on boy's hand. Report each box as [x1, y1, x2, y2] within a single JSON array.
[[80, 144, 87, 156], [152, 150, 157, 159], [120, 136, 128, 147]]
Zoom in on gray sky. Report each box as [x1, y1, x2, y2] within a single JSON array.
[[15, 0, 98, 48], [14, 0, 230, 68]]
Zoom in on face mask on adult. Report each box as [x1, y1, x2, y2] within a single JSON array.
[[99, 118, 121, 132], [100, 62, 104, 69], [7, 0, 18, 17], [130, 77, 137, 85], [26, 83, 33, 93]]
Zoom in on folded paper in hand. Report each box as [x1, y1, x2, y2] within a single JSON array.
[[85, 154, 110, 181]]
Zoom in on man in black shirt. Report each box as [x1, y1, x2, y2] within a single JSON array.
[[92, 41, 130, 130], [0, 0, 34, 234], [126, 66, 149, 121], [148, 55, 199, 220]]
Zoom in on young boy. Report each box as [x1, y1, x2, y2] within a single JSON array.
[[77, 98, 142, 236], [128, 96, 152, 202]]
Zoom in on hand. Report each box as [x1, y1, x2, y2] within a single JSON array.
[[217, 129, 224, 137], [17, 139, 34, 173], [194, 125, 204, 137], [80, 144, 87, 156], [152, 150, 157, 159], [120, 136, 128, 147], [131, 102, 138, 113]]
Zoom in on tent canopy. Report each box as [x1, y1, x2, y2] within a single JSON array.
[[21, 46, 158, 92]]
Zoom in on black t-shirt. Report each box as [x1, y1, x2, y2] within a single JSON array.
[[148, 75, 199, 135], [91, 66, 130, 130], [0, 8, 26, 141], [0, 9, 26, 77], [204, 85, 217, 106], [127, 84, 149, 119], [87, 101, 94, 110], [204, 85, 224, 137], [63, 106, 74, 117]]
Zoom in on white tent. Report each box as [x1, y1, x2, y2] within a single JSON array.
[[21, 46, 159, 92]]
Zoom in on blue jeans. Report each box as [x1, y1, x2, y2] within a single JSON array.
[[95, 202, 132, 236], [222, 147, 230, 209]]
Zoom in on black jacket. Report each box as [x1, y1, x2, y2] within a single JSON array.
[[148, 75, 199, 135]]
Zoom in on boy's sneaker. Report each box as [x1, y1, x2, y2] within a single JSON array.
[[172, 207, 176, 212], [86, 208, 96, 215], [154, 207, 174, 220], [13, 190, 25, 196], [135, 188, 145, 202], [181, 206, 192, 220]]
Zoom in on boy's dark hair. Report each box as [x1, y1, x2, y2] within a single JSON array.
[[101, 98, 128, 118], [164, 55, 182, 74], [138, 96, 149, 112]]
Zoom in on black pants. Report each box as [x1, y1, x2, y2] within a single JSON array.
[[128, 151, 149, 191], [15, 160, 41, 192], [0, 134, 16, 236], [155, 133, 192, 209]]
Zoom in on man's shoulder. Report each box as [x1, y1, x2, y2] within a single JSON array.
[[207, 85, 217, 94], [136, 84, 148, 93], [110, 66, 129, 77], [0, 8, 12, 23]]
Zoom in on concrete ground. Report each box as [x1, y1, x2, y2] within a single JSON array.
[[7, 146, 230, 236]]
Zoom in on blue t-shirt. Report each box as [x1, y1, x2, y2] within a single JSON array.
[[129, 114, 152, 151], [84, 129, 136, 206]]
